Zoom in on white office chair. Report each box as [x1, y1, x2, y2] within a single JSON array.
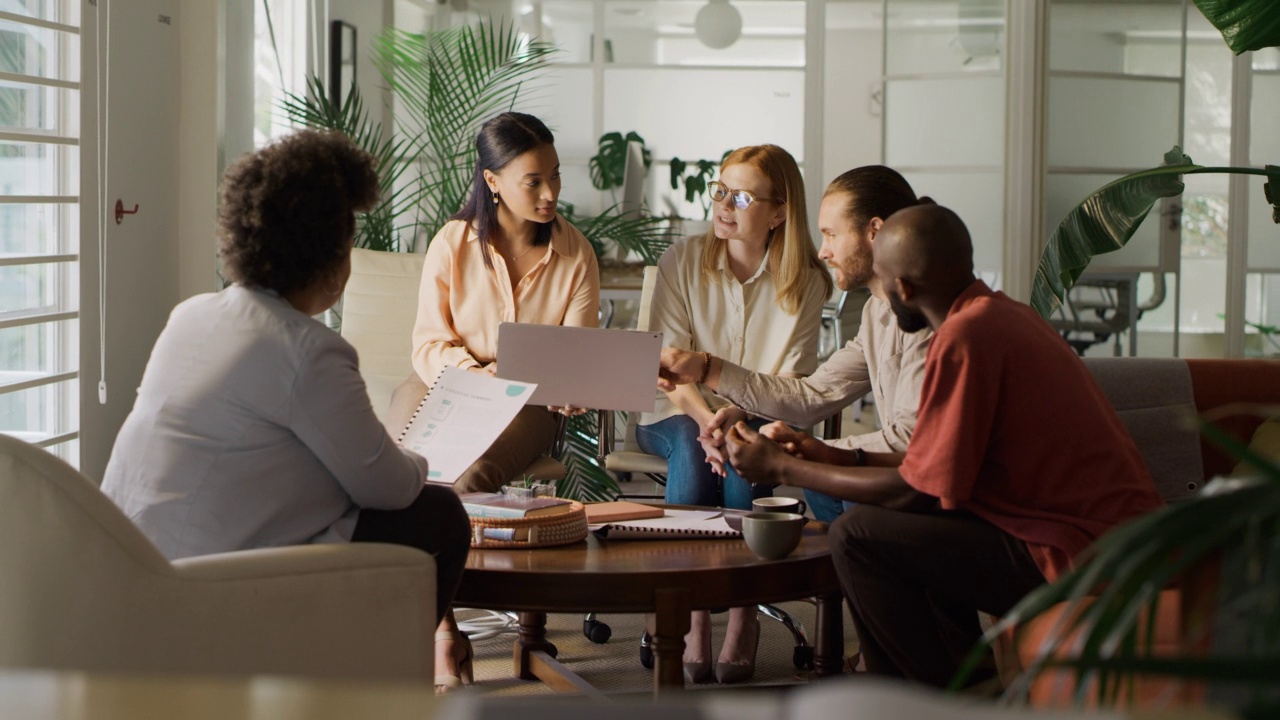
[[343, 247, 566, 480], [596, 266, 669, 493]]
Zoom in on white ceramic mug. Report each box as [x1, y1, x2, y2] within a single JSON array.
[[752, 496, 807, 517], [741, 511, 805, 560]]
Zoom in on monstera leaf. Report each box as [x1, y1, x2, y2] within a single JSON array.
[[589, 131, 651, 192], [1193, 0, 1280, 54], [1032, 148, 1280, 319]]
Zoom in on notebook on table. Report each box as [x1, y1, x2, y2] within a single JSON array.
[[496, 323, 662, 412]]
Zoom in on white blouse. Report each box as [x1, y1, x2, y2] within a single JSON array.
[[102, 285, 428, 561], [641, 234, 827, 425]]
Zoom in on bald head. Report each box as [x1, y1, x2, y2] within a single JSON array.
[[874, 204, 974, 292], [872, 204, 977, 332]]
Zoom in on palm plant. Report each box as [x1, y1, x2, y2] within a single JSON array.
[[371, 22, 558, 236], [282, 78, 425, 252]]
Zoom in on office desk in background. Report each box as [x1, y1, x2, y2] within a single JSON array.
[[599, 264, 646, 328]]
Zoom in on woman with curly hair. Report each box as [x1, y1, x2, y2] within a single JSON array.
[[101, 129, 471, 690]]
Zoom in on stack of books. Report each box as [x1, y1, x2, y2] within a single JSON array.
[[460, 492, 574, 520]]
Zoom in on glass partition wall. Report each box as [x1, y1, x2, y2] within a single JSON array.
[[379, 0, 1271, 357]]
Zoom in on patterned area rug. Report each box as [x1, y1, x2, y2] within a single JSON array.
[[456, 601, 860, 696]]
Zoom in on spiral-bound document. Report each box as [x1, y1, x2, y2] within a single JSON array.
[[398, 367, 537, 485], [591, 509, 741, 540]]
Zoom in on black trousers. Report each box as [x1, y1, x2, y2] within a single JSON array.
[[352, 483, 471, 626], [830, 504, 1047, 688]]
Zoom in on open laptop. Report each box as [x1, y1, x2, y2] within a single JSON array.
[[496, 323, 661, 412]]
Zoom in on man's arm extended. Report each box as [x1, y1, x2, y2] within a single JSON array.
[[726, 422, 933, 511]]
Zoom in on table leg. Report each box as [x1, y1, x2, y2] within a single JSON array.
[[814, 592, 844, 677], [514, 611, 556, 680], [649, 588, 692, 697]]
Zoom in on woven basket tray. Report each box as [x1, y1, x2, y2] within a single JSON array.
[[469, 501, 588, 548]]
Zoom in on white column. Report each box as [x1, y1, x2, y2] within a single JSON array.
[[803, 0, 824, 242], [1225, 52, 1252, 358], [1001, 0, 1047, 303]]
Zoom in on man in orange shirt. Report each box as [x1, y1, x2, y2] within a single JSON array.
[[721, 204, 1164, 688]]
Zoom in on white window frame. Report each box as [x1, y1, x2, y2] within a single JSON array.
[[0, 5, 80, 464]]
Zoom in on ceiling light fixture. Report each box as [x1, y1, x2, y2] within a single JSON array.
[[694, 0, 742, 50]]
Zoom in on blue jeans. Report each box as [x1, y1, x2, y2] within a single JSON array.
[[805, 489, 856, 524], [635, 414, 772, 510]]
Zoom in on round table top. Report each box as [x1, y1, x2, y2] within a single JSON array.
[[456, 509, 839, 614]]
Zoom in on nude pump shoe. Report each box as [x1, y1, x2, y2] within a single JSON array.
[[434, 630, 474, 693]]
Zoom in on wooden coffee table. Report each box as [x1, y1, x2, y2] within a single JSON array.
[[454, 510, 844, 697]]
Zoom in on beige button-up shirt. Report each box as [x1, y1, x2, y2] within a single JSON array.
[[642, 234, 828, 425], [716, 295, 932, 452], [411, 218, 600, 385]]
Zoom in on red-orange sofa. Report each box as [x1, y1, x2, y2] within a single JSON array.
[[1000, 358, 1280, 708]]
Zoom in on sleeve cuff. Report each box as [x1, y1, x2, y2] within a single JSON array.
[[716, 360, 749, 394]]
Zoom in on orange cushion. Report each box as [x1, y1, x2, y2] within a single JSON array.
[[1001, 590, 1205, 708]]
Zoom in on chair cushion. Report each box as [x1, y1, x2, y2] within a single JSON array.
[[1231, 416, 1280, 478], [342, 248, 426, 423], [1082, 358, 1203, 500]]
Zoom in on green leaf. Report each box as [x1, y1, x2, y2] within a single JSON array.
[[589, 132, 628, 191], [560, 203, 672, 265], [1032, 148, 1280, 319], [670, 158, 687, 191], [553, 411, 621, 502], [372, 20, 559, 237], [1031, 147, 1190, 319], [1192, 0, 1280, 54], [281, 77, 427, 252]]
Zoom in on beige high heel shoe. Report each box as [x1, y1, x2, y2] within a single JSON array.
[[715, 616, 759, 685], [434, 630, 474, 693]]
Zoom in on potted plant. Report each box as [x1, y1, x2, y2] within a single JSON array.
[[669, 151, 733, 224], [589, 131, 652, 199]]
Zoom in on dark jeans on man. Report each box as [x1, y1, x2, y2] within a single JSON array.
[[830, 504, 1047, 688], [352, 483, 471, 626]]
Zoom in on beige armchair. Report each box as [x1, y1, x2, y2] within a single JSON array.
[[0, 434, 436, 682]]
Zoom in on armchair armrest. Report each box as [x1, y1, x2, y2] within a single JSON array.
[[172, 542, 432, 581]]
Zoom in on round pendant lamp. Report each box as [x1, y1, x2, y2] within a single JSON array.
[[694, 0, 742, 50]]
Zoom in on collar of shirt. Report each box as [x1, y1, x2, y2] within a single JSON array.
[[462, 219, 572, 258], [946, 278, 995, 319], [715, 245, 771, 285]]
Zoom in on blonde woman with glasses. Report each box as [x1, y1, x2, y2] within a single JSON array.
[[638, 144, 832, 684]]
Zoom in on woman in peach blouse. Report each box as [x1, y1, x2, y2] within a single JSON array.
[[388, 112, 600, 495], [387, 112, 598, 691]]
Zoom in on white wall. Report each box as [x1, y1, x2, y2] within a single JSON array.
[[80, 0, 182, 480], [331, 0, 394, 134]]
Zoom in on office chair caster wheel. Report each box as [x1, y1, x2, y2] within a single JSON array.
[[583, 617, 612, 644], [793, 645, 814, 670], [639, 632, 654, 669]]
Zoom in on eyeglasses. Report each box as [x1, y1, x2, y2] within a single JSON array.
[[707, 181, 782, 210]]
